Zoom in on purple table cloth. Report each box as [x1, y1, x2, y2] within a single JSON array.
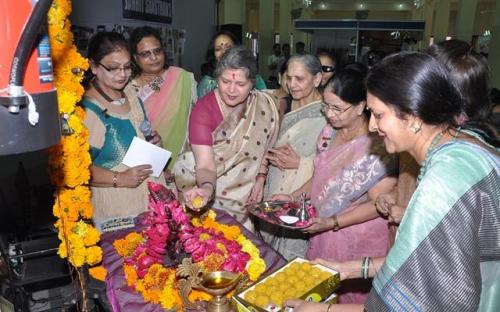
[[101, 209, 286, 312]]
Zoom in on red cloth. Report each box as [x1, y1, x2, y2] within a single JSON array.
[[188, 91, 223, 145]]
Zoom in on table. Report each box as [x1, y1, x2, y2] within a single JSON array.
[[100, 209, 286, 312]]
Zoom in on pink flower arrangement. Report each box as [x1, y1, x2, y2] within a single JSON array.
[[122, 182, 254, 278]]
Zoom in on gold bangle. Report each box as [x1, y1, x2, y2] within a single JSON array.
[[331, 215, 340, 231], [112, 172, 118, 188]]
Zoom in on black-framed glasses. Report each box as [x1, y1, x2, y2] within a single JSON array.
[[98, 62, 133, 75], [136, 47, 164, 59], [321, 65, 335, 73], [322, 103, 353, 114]]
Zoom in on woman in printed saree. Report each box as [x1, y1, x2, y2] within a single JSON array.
[[272, 65, 397, 303], [286, 53, 499, 312], [129, 26, 197, 173], [258, 54, 326, 259], [173, 46, 279, 230], [197, 30, 266, 99], [82, 32, 166, 230]]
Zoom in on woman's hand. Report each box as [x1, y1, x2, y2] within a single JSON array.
[[310, 258, 355, 281], [120, 165, 153, 188], [269, 193, 294, 201], [387, 204, 405, 224], [285, 299, 328, 312], [301, 217, 334, 234], [375, 192, 396, 217], [266, 144, 300, 170], [375, 191, 405, 224], [149, 130, 162, 147], [183, 184, 214, 211], [247, 176, 265, 204]]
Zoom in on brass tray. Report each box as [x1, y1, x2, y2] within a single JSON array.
[[247, 201, 315, 230]]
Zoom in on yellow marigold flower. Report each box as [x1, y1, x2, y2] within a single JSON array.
[[85, 246, 103, 265], [89, 266, 107, 281], [191, 196, 204, 209], [83, 226, 100, 246], [247, 258, 266, 281]]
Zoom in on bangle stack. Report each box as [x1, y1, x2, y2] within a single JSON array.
[[361, 256, 371, 279]]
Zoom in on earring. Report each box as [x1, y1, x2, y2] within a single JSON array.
[[409, 123, 422, 134]]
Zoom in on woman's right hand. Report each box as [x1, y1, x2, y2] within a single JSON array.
[[310, 258, 355, 281], [120, 165, 153, 188], [183, 184, 214, 211]]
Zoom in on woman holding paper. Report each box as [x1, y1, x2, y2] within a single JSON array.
[[174, 46, 279, 230], [82, 31, 166, 229]]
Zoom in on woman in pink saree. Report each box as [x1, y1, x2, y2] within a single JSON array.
[[273, 65, 397, 303]]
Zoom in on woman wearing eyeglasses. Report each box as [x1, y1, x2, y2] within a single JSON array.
[[271, 64, 397, 303], [316, 51, 337, 87], [82, 32, 165, 231], [129, 26, 197, 174]]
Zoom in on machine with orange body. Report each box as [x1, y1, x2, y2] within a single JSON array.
[[0, 0, 60, 155]]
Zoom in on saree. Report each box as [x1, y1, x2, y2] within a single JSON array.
[[306, 128, 397, 303], [259, 100, 326, 260], [82, 85, 166, 228], [173, 90, 279, 229], [130, 67, 197, 170], [365, 141, 500, 311]]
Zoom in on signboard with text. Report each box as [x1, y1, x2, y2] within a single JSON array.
[[122, 0, 173, 24]]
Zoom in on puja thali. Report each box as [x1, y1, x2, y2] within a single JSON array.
[[247, 201, 317, 230]]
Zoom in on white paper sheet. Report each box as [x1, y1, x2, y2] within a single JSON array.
[[121, 137, 171, 177]]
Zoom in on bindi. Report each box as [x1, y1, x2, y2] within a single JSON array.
[[232, 73, 235, 79]]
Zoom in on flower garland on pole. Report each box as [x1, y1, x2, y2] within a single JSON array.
[[47, 0, 105, 299]]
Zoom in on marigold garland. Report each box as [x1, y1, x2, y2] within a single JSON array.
[[47, 0, 104, 280]]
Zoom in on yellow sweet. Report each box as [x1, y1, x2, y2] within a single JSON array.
[[310, 267, 323, 278], [319, 271, 332, 280], [244, 290, 257, 303], [254, 283, 268, 294], [274, 272, 286, 282], [301, 262, 313, 271], [287, 275, 299, 285], [270, 292, 284, 306], [191, 196, 204, 209], [254, 295, 270, 308]]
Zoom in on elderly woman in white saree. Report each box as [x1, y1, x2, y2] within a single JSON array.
[[258, 54, 326, 259]]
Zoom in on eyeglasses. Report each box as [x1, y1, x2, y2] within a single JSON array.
[[136, 47, 164, 59], [99, 62, 133, 75], [322, 103, 353, 114], [321, 65, 335, 73]]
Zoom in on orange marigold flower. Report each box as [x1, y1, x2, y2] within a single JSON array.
[[89, 266, 107, 281]]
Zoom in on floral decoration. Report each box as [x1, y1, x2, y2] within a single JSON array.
[[112, 182, 266, 310], [47, 0, 104, 278]]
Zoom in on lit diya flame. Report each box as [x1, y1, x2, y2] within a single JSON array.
[[191, 196, 204, 209]]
